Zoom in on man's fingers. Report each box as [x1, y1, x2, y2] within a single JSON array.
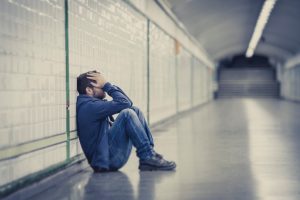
[[90, 82, 98, 87], [87, 73, 104, 78], [87, 76, 97, 80], [87, 73, 99, 77], [87, 71, 101, 75]]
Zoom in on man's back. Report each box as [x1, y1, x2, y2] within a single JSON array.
[[76, 94, 110, 169]]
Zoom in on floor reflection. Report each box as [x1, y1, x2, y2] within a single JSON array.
[[137, 171, 176, 200], [24, 99, 300, 200], [83, 171, 134, 200]]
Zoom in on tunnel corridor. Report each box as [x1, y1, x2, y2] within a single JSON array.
[[1, 0, 300, 199], [14, 98, 300, 200]]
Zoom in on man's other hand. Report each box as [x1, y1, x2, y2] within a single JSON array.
[[87, 72, 107, 88]]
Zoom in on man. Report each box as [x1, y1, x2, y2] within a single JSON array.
[[76, 70, 176, 172]]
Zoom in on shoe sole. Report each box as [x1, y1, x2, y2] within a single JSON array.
[[139, 164, 176, 171]]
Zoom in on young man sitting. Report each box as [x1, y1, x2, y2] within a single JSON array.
[[76, 70, 176, 172]]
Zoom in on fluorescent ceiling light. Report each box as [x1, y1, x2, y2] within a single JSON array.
[[246, 0, 277, 58]]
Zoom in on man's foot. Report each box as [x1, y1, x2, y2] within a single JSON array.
[[154, 151, 163, 159], [139, 156, 176, 171]]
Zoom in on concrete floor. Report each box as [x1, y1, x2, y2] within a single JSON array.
[[29, 98, 300, 200]]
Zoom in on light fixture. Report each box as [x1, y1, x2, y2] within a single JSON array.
[[246, 0, 277, 58]]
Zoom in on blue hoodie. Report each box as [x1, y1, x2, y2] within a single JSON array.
[[76, 82, 132, 169]]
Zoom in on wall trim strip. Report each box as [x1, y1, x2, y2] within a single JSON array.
[[64, 0, 71, 161]]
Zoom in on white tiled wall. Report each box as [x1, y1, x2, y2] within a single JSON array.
[[70, 139, 83, 158], [177, 48, 192, 112], [202, 67, 208, 103], [68, 0, 148, 133], [0, 143, 66, 187], [0, 0, 66, 187], [149, 23, 176, 124], [281, 66, 300, 101], [192, 58, 213, 106], [0, 0, 214, 189], [192, 58, 204, 106], [0, 0, 66, 147]]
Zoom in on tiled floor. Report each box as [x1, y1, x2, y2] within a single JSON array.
[[29, 98, 300, 200]]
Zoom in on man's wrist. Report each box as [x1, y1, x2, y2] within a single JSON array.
[[102, 82, 112, 91], [101, 81, 108, 88]]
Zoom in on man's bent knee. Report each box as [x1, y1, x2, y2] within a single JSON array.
[[119, 108, 136, 118], [129, 106, 140, 113]]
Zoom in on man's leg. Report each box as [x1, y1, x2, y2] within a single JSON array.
[[108, 108, 154, 170], [109, 108, 176, 171], [130, 106, 154, 147], [127, 107, 176, 170]]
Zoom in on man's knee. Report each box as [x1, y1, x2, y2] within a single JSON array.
[[131, 106, 146, 118], [119, 108, 136, 118], [130, 106, 140, 113]]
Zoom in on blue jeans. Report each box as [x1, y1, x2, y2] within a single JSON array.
[[108, 106, 155, 170]]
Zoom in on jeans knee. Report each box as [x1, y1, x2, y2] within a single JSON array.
[[130, 106, 139, 112], [119, 108, 136, 118]]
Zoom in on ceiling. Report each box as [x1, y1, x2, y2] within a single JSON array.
[[163, 0, 300, 64]]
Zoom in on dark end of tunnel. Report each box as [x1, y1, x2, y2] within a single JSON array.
[[215, 54, 279, 98], [219, 54, 273, 69]]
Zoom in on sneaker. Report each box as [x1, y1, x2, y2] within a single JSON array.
[[139, 156, 176, 171]]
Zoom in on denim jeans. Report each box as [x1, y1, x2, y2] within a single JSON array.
[[108, 106, 155, 170]]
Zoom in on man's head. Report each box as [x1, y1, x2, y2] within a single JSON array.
[[77, 71, 106, 99]]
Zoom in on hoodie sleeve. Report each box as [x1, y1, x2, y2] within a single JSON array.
[[89, 82, 133, 120]]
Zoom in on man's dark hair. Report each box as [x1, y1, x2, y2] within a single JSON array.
[[77, 70, 97, 94]]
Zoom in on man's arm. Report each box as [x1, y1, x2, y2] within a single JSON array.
[[103, 82, 133, 107], [112, 85, 133, 106], [86, 72, 133, 119]]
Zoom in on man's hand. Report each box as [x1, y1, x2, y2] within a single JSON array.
[[87, 71, 107, 88]]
